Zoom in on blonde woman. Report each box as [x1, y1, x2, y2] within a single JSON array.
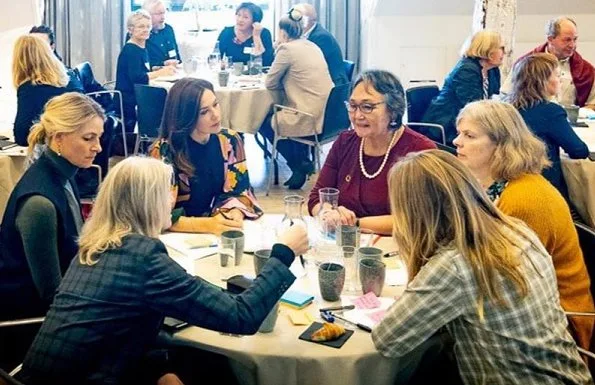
[[0, 93, 103, 369], [373, 150, 590, 384], [453, 100, 594, 350], [12, 34, 82, 145], [506, 52, 589, 200], [17, 156, 308, 385], [423, 30, 504, 145], [116, 10, 175, 133]]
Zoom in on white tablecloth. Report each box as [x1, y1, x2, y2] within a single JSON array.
[[0, 148, 27, 221], [161, 217, 411, 385], [562, 119, 595, 227], [152, 72, 283, 134]]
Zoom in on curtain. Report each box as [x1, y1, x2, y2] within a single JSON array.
[[472, 0, 517, 77], [43, 0, 125, 83], [274, 0, 361, 71]]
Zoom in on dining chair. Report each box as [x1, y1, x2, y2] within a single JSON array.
[[133, 85, 168, 155], [405, 85, 446, 145], [0, 316, 45, 380], [267, 83, 351, 195], [343, 60, 355, 82], [0, 366, 26, 385]]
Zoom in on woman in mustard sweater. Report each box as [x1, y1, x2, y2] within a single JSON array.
[[453, 99, 594, 351]]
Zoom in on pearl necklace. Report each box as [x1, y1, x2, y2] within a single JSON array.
[[359, 130, 399, 179]]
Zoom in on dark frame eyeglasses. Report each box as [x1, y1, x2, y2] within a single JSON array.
[[344, 101, 385, 114]]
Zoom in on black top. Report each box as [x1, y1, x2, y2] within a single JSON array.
[[422, 57, 501, 145], [126, 24, 181, 68], [307, 23, 348, 86], [0, 150, 81, 319], [519, 101, 589, 199], [184, 135, 225, 216], [115, 42, 150, 107], [13, 74, 82, 146], [18, 234, 295, 385], [217, 26, 274, 66]]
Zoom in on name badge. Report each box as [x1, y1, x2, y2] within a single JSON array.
[[145, 62, 150, 70], [243, 46, 253, 54], [168, 49, 176, 58]]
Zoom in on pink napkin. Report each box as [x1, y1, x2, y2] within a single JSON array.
[[352, 292, 381, 309]]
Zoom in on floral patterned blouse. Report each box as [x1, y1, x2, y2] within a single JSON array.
[[150, 129, 262, 223]]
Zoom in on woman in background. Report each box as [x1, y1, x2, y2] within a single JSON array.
[[505, 52, 589, 200], [116, 10, 175, 133], [12, 35, 82, 146], [308, 70, 435, 235], [217, 2, 274, 66], [454, 100, 594, 350], [373, 150, 590, 384], [151, 78, 261, 235], [260, 8, 333, 189], [0, 93, 104, 370], [17, 156, 308, 385], [423, 30, 503, 145]]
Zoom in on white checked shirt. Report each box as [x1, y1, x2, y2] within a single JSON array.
[[372, 228, 592, 385]]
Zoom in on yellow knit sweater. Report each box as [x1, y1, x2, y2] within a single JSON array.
[[498, 173, 594, 350]]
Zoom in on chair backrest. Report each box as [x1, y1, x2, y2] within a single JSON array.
[[74, 61, 95, 90], [0, 367, 25, 385], [319, 83, 351, 141], [406, 85, 440, 122], [343, 60, 355, 82], [576, 222, 595, 298], [134, 85, 168, 139]]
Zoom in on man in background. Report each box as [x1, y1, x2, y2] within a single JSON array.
[[142, 0, 181, 69], [29, 25, 63, 62], [294, 3, 348, 85]]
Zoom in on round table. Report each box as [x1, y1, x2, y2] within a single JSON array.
[[161, 218, 411, 385], [0, 147, 27, 221]]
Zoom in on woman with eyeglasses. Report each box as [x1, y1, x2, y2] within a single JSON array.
[[116, 10, 175, 133], [307, 70, 436, 235], [422, 30, 504, 146], [505, 53, 589, 202], [151, 78, 262, 235], [260, 8, 333, 190], [217, 2, 274, 66]]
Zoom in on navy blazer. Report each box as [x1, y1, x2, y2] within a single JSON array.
[[307, 24, 348, 86], [422, 57, 501, 145]]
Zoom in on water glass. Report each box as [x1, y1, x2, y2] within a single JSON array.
[[337, 225, 360, 247], [341, 246, 358, 293], [219, 237, 236, 281], [182, 58, 198, 76], [208, 52, 220, 71]]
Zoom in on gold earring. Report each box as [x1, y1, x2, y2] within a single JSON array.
[[57, 144, 62, 157]]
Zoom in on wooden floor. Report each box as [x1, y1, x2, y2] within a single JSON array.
[[245, 134, 330, 214]]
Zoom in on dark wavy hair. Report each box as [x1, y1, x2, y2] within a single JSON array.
[[352, 70, 406, 129], [236, 2, 263, 23], [29, 25, 56, 45], [159, 78, 215, 176]]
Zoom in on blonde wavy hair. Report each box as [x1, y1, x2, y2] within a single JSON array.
[[506, 53, 559, 109], [78, 157, 173, 265], [12, 34, 69, 88], [456, 100, 550, 181], [461, 30, 502, 60], [27, 92, 105, 156], [388, 150, 539, 307]]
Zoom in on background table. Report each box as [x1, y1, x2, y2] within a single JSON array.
[[153, 72, 283, 134], [0, 148, 26, 220], [562, 118, 595, 227], [162, 222, 410, 385]]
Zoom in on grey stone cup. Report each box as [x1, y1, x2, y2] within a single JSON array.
[[357, 247, 383, 261], [221, 230, 244, 266], [318, 263, 345, 302], [337, 225, 360, 247], [253, 249, 272, 275], [359, 258, 386, 296], [258, 302, 279, 333], [218, 71, 230, 87], [563, 104, 580, 124]]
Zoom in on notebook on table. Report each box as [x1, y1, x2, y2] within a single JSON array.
[[0, 139, 17, 150]]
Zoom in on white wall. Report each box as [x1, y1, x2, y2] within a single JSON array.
[[361, 0, 595, 87]]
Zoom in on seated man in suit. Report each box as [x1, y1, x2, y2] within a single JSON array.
[[142, 0, 181, 69], [294, 3, 348, 86], [501, 16, 595, 109]]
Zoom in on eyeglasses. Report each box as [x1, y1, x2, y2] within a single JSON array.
[[287, 7, 303, 22], [344, 101, 385, 114]]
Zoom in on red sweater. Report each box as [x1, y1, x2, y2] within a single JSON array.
[[308, 128, 436, 218]]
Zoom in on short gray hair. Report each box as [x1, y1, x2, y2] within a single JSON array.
[[127, 10, 151, 30], [545, 16, 576, 38], [142, 0, 166, 12], [352, 70, 406, 129]]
